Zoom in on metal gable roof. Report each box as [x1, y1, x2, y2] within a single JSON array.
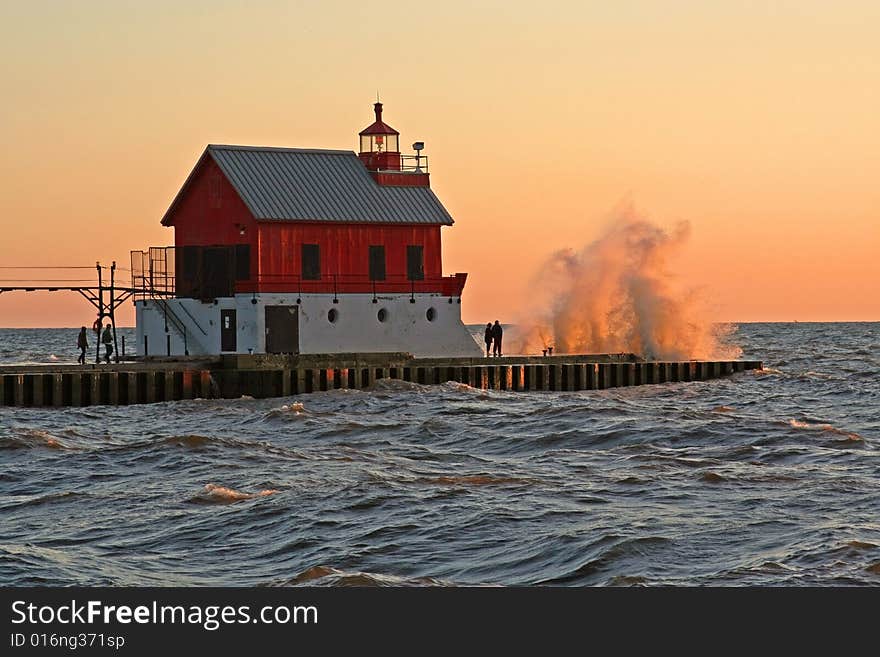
[[205, 145, 453, 225]]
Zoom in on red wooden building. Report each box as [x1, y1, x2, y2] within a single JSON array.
[[133, 102, 480, 358], [157, 102, 465, 300]]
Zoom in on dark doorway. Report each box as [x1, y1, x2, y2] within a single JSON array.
[[203, 247, 234, 298], [220, 309, 237, 352], [265, 306, 299, 354], [407, 245, 425, 280]]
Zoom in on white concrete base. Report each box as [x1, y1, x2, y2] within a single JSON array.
[[135, 293, 483, 358]]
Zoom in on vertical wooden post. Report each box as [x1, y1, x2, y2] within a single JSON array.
[[70, 372, 83, 406], [587, 363, 598, 390], [110, 261, 119, 363], [144, 371, 156, 403], [540, 364, 550, 391], [109, 372, 120, 405], [90, 372, 100, 406], [30, 374, 43, 407], [95, 262, 103, 364], [167, 371, 179, 400], [475, 367, 488, 390], [598, 364, 610, 389], [550, 365, 562, 391], [182, 370, 193, 400], [513, 365, 525, 391], [525, 365, 536, 391], [128, 372, 139, 404], [53, 373, 64, 407], [199, 370, 212, 399], [574, 364, 587, 390]]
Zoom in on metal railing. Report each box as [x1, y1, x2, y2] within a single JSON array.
[[397, 154, 428, 173], [132, 246, 467, 299], [131, 248, 175, 299]]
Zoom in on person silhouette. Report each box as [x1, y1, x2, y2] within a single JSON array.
[[492, 320, 503, 357], [101, 324, 114, 363], [484, 323, 493, 358], [76, 327, 88, 364]]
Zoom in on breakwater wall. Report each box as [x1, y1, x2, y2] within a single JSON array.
[[0, 354, 763, 407]]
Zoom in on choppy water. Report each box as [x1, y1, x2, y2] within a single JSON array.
[[1, 323, 878, 586]]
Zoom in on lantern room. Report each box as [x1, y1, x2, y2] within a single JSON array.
[[358, 102, 401, 171]]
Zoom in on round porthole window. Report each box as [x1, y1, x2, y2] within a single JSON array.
[[426, 307, 436, 322], [328, 308, 339, 323], [377, 308, 388, 323]]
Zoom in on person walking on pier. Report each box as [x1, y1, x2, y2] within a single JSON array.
[[76, 327, 88, 365], [484, 323, 494, 358], [101, 323, 114, 363], [492, 320, 503, 358]]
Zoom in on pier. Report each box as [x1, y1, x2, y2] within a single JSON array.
[[0, 354, 763, 407]]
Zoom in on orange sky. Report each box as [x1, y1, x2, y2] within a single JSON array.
[[1, 0, 878, 327]]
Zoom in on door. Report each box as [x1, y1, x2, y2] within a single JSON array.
[[265, 306, 299, 354], [220, 309, 237, 352]]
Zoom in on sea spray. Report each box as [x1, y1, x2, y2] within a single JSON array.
[[513, 210, 741, 359]]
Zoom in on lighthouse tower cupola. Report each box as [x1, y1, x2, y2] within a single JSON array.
[[358, 102, 401, 171]]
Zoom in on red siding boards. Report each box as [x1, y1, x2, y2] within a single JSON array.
[[163, 154, 465, 296], [371, 172, 430, 187], [252, 222, 459, 295], [163, 156, 258, 277]]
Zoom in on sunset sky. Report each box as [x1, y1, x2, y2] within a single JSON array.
[[1, 0, 878, 327]]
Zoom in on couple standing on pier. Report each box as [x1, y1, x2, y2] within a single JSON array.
[[77, 323, 114, 364], [484, 320, 503, 358]]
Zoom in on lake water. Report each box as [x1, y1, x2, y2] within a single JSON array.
[[1, 322, 878, 585]]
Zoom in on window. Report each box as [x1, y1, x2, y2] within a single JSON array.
[[302, 244, 320, 280], [234, 244, 250, 281], [426, 307, 436, 322], [369, 245, 386, 281], [377, 308, 388, 323], [407, 245, 424, 281], [327, 308, 338, 323]]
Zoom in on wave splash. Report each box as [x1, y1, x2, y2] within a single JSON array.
[[513, 207, 741, 360]]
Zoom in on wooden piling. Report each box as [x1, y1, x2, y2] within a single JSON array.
[[0, 357, 764, 407], [90, 372, 100, 406], [30, 374, 43, 407], [598, 364, 611, 389], [53, 373, 63, 407], [108, 372, 120, 405], [162, 371, 175, 401]]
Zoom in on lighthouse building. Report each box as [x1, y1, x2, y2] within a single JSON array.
[[132, 103, 482, 358]]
